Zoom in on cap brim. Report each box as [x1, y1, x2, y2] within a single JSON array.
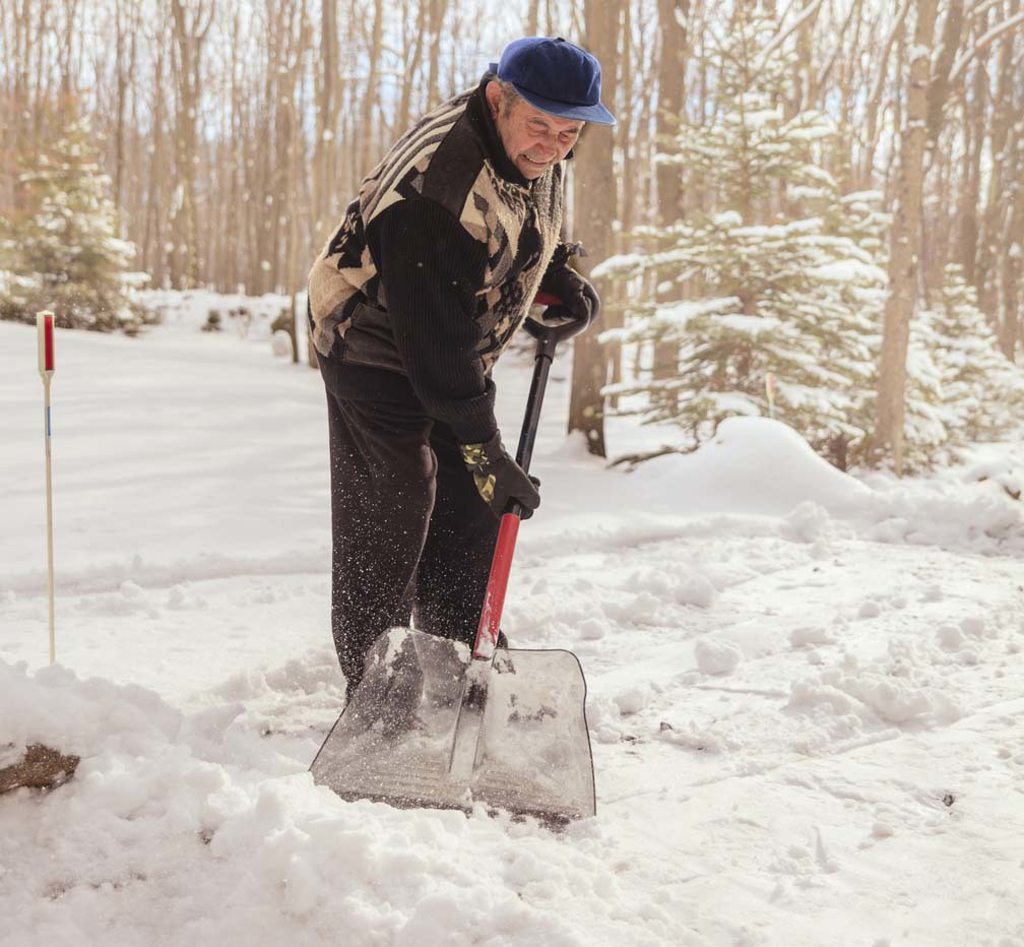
[[487, 70, 616, 125], [512, 84, 616, 126]]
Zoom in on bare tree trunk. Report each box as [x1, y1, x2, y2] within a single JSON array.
[[957, 5, 990, 287], [425, 0, 447, 109], [655, 0, 689, 226], [112, 0, 139, 212], [359, 0, 384, 177], [997, 117, 1024, 358], [569, 0, 620, 458], [862, 0, 911, 184], [977, 0, 1021, 326], [919, 0, 965, 304], [651, 0, 690, 404], [527, 0, 540, 34], [142, 34, 167, 286], [873, 0, 940, 473], [169, 0, 215, 289], [925, 0, 964, 150], [397, 1, 428, 132], [313, 0, 340, 243]]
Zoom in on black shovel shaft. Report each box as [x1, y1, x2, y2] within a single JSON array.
[[505, 310, 580, 518], [514, 349, 553, 474]]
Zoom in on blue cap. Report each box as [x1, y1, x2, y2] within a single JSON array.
[[489, 37, 616, 126]]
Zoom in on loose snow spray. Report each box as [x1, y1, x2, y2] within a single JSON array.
[[36, 310, 56, 663]]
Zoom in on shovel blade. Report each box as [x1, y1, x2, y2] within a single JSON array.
[[310, 629, 595, 823]]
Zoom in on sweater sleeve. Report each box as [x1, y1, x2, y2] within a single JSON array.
[[366, 198, 498, 445]]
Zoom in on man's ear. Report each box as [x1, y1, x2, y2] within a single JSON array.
[[484, 80, 502, 115]]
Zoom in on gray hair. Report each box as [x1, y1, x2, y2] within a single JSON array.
[[494, 79, 523, 116]]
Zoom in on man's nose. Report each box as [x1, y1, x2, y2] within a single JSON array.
[[533, 132, 558, 154]]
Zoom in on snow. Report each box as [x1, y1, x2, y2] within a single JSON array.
[[621, 416, 871, 517], [806, 259, 889, 284], [2, 305, 1024, 946]]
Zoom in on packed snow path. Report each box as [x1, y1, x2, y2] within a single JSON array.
[[2, 310, 1023, 946]]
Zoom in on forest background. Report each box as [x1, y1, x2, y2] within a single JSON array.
[[2, 0, 1023, 474]]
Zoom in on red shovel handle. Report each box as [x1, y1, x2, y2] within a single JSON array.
[[472, 512, 520, 659]]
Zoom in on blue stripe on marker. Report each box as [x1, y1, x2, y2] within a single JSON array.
[[46, 406, 51, 438]]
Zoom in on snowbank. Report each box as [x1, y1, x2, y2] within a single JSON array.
[[614, 416, 1024, 554], [625, 416, 871, 518], [0, 660, 685, 947]]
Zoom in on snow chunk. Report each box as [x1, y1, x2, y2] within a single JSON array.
[[694, 638, 743, 676], [936, 624, 963, 651], [790, 625, 835, 648], [790, 666, 962, 727], [678, 574, 717, 608], [858, 600, 883, 619], [959, 616, 988, 639], [576, 617, 608, 641], [614, 685, 651, 716], [782, 501, 832, 542]]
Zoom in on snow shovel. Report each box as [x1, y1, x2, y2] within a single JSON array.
[[310, 304, 596, 824]]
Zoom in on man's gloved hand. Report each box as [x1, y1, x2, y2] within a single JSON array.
[[460, 432, 540, 519], [539, 265, 601, 329]]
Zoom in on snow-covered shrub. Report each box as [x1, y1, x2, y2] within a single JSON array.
[[0, 116, 149, 333]]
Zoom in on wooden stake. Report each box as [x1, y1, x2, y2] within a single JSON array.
[[36, 311, 56, 664]]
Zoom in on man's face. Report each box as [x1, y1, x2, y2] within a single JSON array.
[[485, 81, 583, 180]]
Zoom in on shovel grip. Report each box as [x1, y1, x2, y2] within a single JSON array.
[[472, 512, 520, 659]]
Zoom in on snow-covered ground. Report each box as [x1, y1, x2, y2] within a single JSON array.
[[1, 303, 1023, 947]]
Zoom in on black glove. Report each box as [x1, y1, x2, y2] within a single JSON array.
[[460, 432, 541, 519], [539, 265, 600, 329]]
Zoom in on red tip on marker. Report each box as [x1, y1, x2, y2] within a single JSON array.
[[44, 317, 54, 371], [37, 310, 55, 374]]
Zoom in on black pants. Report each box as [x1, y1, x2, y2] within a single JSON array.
[[323, 384, 500, 690]]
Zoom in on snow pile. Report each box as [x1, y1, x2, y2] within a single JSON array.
[[626, 417, 871, 518], [619, 416, 1024, 554], [0, 661, 182, 761], [862, 478, 1023, 551], [0, 659, 687, 946]]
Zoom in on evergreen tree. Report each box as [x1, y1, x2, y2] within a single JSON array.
[[852, 262, 1024, 472], [900, 315, 949, 471], [0, 118, 145, 332], [928, 265, 1024, 442], [597, 10, 887, 466], [826, 190, 949, 472]]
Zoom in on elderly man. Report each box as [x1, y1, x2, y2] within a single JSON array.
[[308, 37, 615, 698]]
